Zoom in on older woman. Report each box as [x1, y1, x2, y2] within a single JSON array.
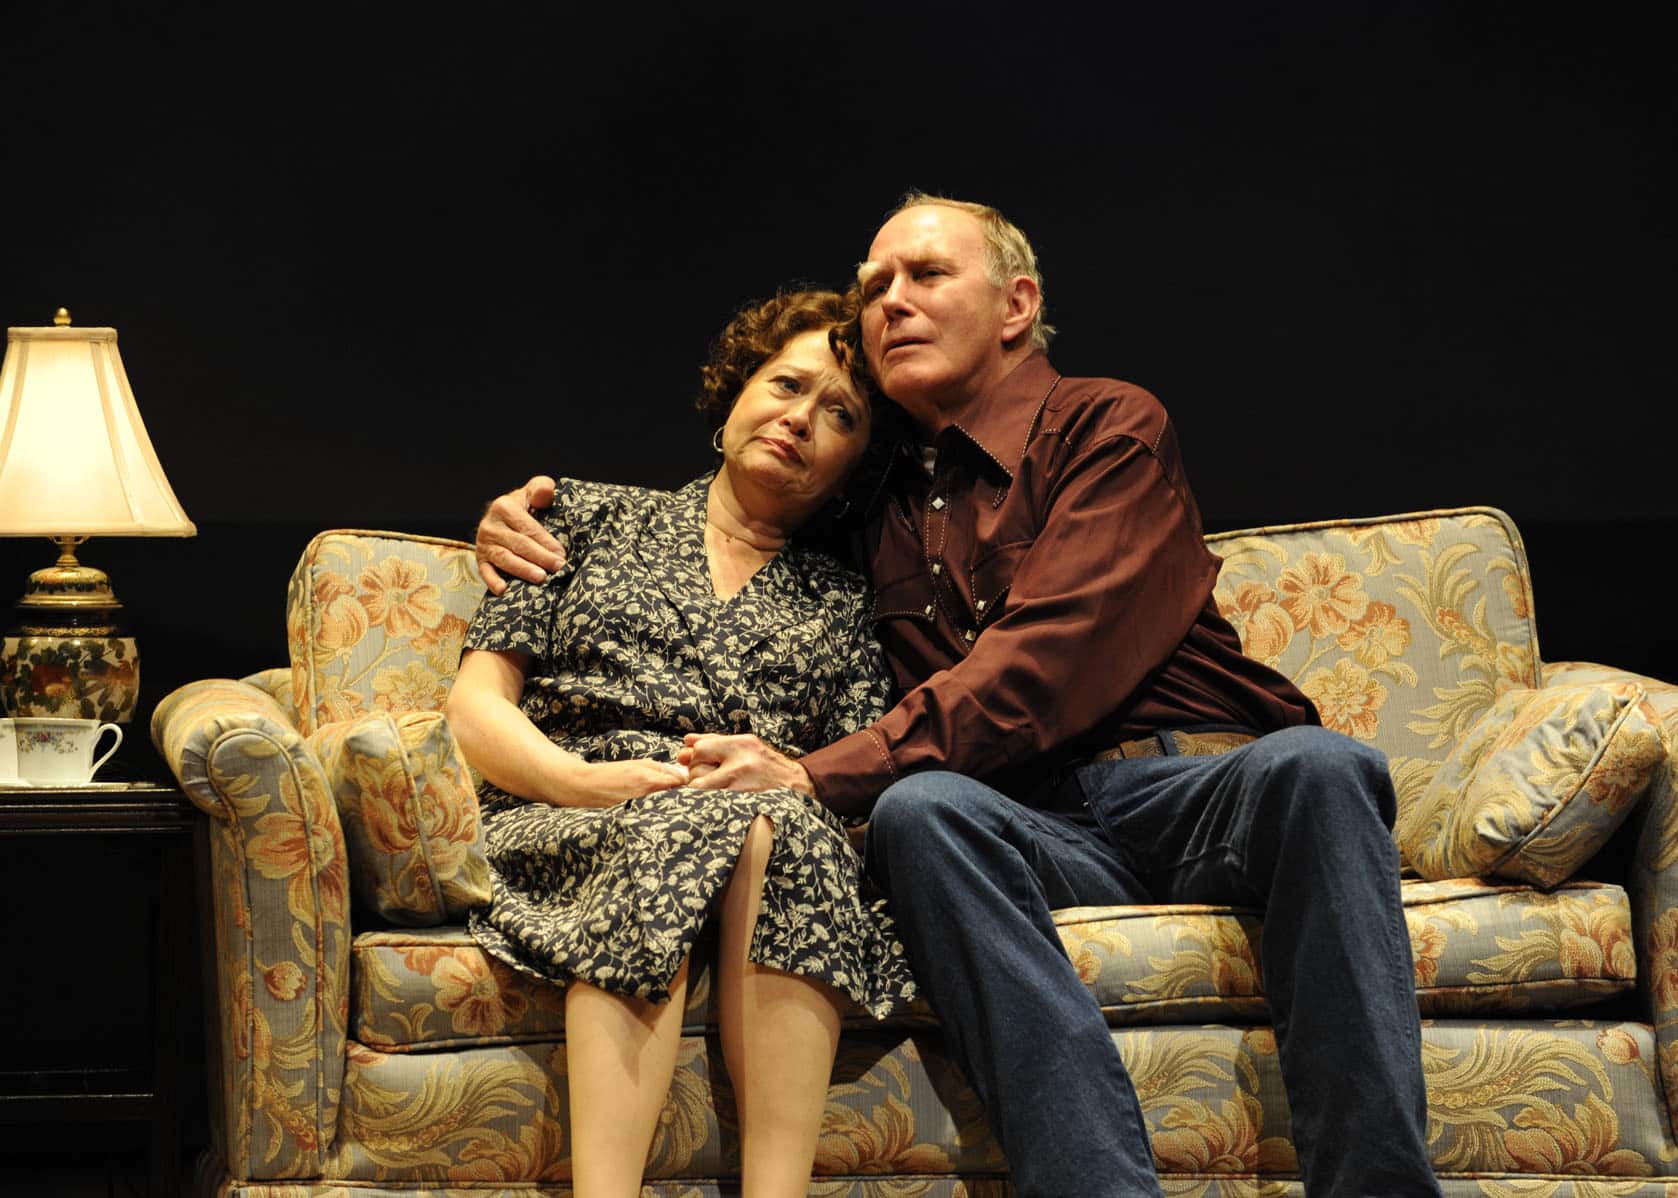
[[444, 288, 914, 1198]]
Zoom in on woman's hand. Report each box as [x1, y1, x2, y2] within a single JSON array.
[[451, 649, 688, 809], [679, 734, 814, 796], [562, 759, 690, 808], [476, 475, 566, 594]]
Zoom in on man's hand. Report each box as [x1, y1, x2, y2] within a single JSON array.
[[679, 734, 815, 796], [565, 759, 690, 808], [476, 475, 565, 595]]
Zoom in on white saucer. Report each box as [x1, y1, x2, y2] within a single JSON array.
[[0, 778, 133, 789]]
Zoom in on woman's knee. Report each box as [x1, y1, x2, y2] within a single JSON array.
[[742, 812, 774, 854], [725, 814, 776, 894]]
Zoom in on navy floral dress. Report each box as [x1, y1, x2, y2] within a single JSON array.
[[464, 475, 916, 1018]]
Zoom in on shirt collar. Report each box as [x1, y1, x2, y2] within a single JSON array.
[[929, 351, 1061, 481]]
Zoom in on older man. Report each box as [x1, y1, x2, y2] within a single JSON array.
[[476, 195, 1440, 1197]]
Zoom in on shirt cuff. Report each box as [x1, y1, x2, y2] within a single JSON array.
[[802, 727, 897, 820]]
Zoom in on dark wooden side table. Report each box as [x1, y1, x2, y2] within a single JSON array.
[[0, 781, 195, 1198]]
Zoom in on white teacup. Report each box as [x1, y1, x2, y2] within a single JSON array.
[[12, 717, 123, 784], [0, 717, 16, 782]]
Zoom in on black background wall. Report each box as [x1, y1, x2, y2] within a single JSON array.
[[0, 1, 1672, 1177], [3, 1, 1674, 769]]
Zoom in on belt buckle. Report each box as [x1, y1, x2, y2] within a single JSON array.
[[1092, 728, 1256, 764], [1091, 735, 1166, 763], [1170, 729, 1258, 757]]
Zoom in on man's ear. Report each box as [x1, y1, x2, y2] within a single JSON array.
[[1000, 275, 1042, 347]]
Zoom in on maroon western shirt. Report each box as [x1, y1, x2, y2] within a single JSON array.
[[801, 351, 1317, 818]]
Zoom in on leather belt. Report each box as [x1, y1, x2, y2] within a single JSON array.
[[1092, 729, 1258, 762]]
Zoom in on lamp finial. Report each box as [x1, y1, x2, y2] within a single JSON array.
[[53, 307, 71, 326]]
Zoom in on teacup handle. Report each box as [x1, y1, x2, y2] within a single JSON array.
[[91, 722, 124, 777]]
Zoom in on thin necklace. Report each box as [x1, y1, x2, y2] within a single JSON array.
[[706, 520, 779, 555], [706, 481, 784, 553]]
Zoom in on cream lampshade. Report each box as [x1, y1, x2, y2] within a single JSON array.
[[0, 309, 196, 723]]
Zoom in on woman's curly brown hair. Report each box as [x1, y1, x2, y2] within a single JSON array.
[[696, 288, 873, 426]]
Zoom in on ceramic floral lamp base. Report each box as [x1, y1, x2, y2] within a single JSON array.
[[0, 633, 140, 723]]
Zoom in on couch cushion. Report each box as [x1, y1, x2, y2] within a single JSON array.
[[350, 880, 1631, 1051], [1117, 1019, 1669, 1182], [324, 1015, 1670, 1184], [1055, 878, 1632, 1024], [1207, 508, 1540, 773], [351, 927, 567, 1050], [309, 711, 490, 925], [327, 1029, 1005, 1185], [286, 530, 484, 735], [349, 927, 937, 1052], [1398, 682, 1667, 888], [1401, 878, 1634, 1013]]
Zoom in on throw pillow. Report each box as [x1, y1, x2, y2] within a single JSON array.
[[308, 710, 490, 925], [1399, 681, 1667, 888]]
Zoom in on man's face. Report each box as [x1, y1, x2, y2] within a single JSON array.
[[857, 205, 1013, 427]]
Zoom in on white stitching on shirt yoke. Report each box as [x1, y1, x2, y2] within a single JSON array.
[[1021, 375, 1060, 464]]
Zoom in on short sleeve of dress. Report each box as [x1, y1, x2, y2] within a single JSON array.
[[464, 480, 581, 662]]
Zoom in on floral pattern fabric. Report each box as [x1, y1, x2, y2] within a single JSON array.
[[285, 531, 484, 737], [231, 1176, 1664, 1198], [1207, 510, 1539, 781], [321, 1028, 1003, 1185], [350, 879, 1633, 1057], [308, 709, 491, 925], [349, 926, 941, 1053], [152, 506, 1678, 1196], [210, 1178, 1018, 1197], [463, 476, 914, 1018], [152, 677, 352, 1179], [195, 1013, 1678, 1190], [1400, 681, 1668, 887]]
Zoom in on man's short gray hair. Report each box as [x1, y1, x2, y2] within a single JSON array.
[[889, 192, 1057, 350]]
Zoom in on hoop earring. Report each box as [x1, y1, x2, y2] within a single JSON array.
[[712, 427, 725, 454], [829, 496, 851, 520]]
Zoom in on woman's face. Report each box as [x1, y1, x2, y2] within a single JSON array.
[[719, 327, 871, 519]]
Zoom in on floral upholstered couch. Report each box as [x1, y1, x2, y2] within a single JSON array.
[[153, 507, 1678, 1197]]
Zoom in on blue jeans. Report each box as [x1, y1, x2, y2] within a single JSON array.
[[864, 725, 1440, 1198]]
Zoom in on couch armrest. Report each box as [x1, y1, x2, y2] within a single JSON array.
[[240, 666, 300, 724], [1544, 661, 1678, 1145], [151, 679, 349, 1179]]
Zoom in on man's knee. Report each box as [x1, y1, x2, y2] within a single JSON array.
[[865, 771, 1011, 893], [871, 771, 974, 838], [1246, 726, 1397, 829]]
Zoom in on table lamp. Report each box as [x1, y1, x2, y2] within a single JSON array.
[[0, 309, 196, 723]]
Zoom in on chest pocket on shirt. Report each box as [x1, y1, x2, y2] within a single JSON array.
[[969, 539, 1031, 628], [871, 569, 936, 627]]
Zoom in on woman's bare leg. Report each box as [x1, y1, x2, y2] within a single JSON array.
[[717, 814, 844, 1197], [564, 960, 690, 1197]]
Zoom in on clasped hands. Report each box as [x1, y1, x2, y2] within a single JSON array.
[[563, 725, 813, 807], [679, 733, 815, 796]]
